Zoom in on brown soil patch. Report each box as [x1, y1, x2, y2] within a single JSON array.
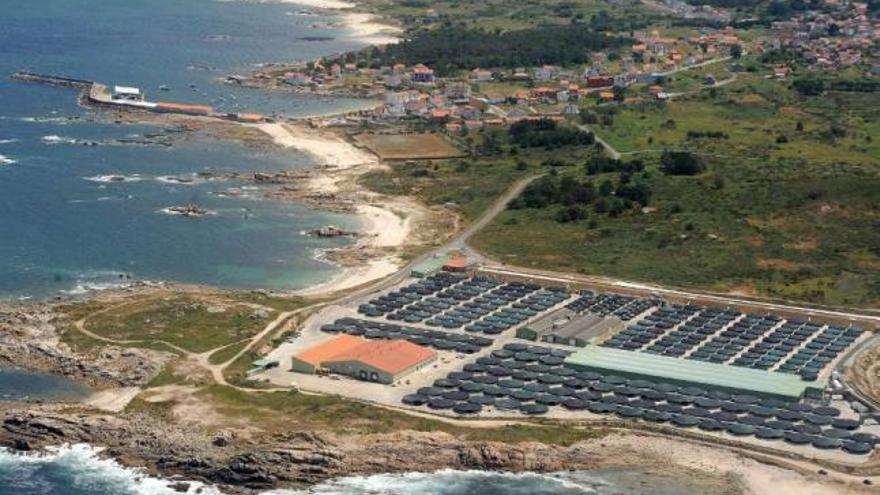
[[724, 282, 759, 297], [778, 106, 806, 117], [737, 94, 769, 106], [784, 237, 818, 252], [746, 216, 787, 229], [757, 258, 802, 272], [354, 133, 465, 160], [846, 341, 880, 408], [143, 385, 251, 430], [741, 235, 765, 247]]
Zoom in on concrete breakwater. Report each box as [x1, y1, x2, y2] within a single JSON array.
[[11, 71, 93, 89], [11, 71, 267, 123]]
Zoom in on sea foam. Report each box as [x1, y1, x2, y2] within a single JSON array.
[[0, 154, 16, 166], [42, 134, 79, 145], [0, 444, 223, 495], [262, 469, 603, 495], [84, 174, 143, 183]]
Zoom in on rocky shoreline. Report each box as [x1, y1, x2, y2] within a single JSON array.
[[0, 408, 742, 495], [0, 296, 172, 390]]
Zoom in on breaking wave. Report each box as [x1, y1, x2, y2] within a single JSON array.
[[41, 134, 79, 145], [0, 154, 16, 166], [84, 174, 143, 183], [0, 444, 222, 495], [0, 138, 18, 144], [264, 470, 605, 495]]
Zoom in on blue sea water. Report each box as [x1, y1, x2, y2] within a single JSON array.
[[0, 367, 90, 402], [0, 445, 707, 495], [0, 0, 377, 299]]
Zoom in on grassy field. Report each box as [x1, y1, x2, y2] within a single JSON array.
[[194, 385, 606, 445], [592, 73, 879, 168], [354, 133, 465, 160], [83, 294, 275, 354], [360, 151, 560, 222], [468, 70, 880, 307]]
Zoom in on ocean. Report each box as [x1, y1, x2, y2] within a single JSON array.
[[0, 445, 707, 495], [0, 0, 376, 299], [0, 367, 91, 402]]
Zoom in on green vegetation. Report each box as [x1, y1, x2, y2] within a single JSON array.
[[370, 0, 656, 33], [232, 292, 308, 312], [509, 119, 595, 148], [208, 340, 250, 365], [362, 24, 631, 75], [361, 155, 540, 221], [460, 64, 880, 307], [84, 295, 274, 353], [197, 385, 606, 445]]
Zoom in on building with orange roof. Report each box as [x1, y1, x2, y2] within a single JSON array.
[[291, 335, 437, 383], [443, 254, 470, 272], [324, 339, 436, 383], [291, 334, 366, 374]]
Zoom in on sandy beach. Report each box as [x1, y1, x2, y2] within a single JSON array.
[[600, 434, 878, 495], [282, 0, 402, 45], [255, 122, 442, 297]]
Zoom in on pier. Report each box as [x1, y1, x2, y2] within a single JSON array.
[[10, 71, 267, 123], [11, 71, 94, 90]]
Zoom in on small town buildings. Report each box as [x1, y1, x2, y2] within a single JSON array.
[[445, 82, 472, 101], [534, 65, 560, 81], [430, 109, 451, 122], [586, 75, 614, 88], [470, 68, 494, 81], [284, 72, 311, 86], [598, 90, 616, 102], [412, 64, 435, 83]]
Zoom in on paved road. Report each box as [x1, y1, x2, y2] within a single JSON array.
[[332, 174, 542, 304]]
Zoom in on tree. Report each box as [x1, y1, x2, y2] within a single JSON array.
[[792, 77, 824, 96], [613, 85, 626, 103], [660, 150, 704, 176], [730, 44, 743, 59]]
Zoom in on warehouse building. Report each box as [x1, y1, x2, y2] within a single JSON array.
[[291, 335, 437, 384], [564, 345, 823, 400], [517, 309, 621, 347]]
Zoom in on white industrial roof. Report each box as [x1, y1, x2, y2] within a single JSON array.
[[113, 85, 142, 95]]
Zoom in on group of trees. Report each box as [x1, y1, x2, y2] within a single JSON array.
[[660, 151, 704, 176], [794, 76, 880, 96], [584, 155, 645, 175], [509, 172, 651, 223], [371, 25, 630, 76], [508, 119, 595, 148], [686, 130, 729, 139]]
